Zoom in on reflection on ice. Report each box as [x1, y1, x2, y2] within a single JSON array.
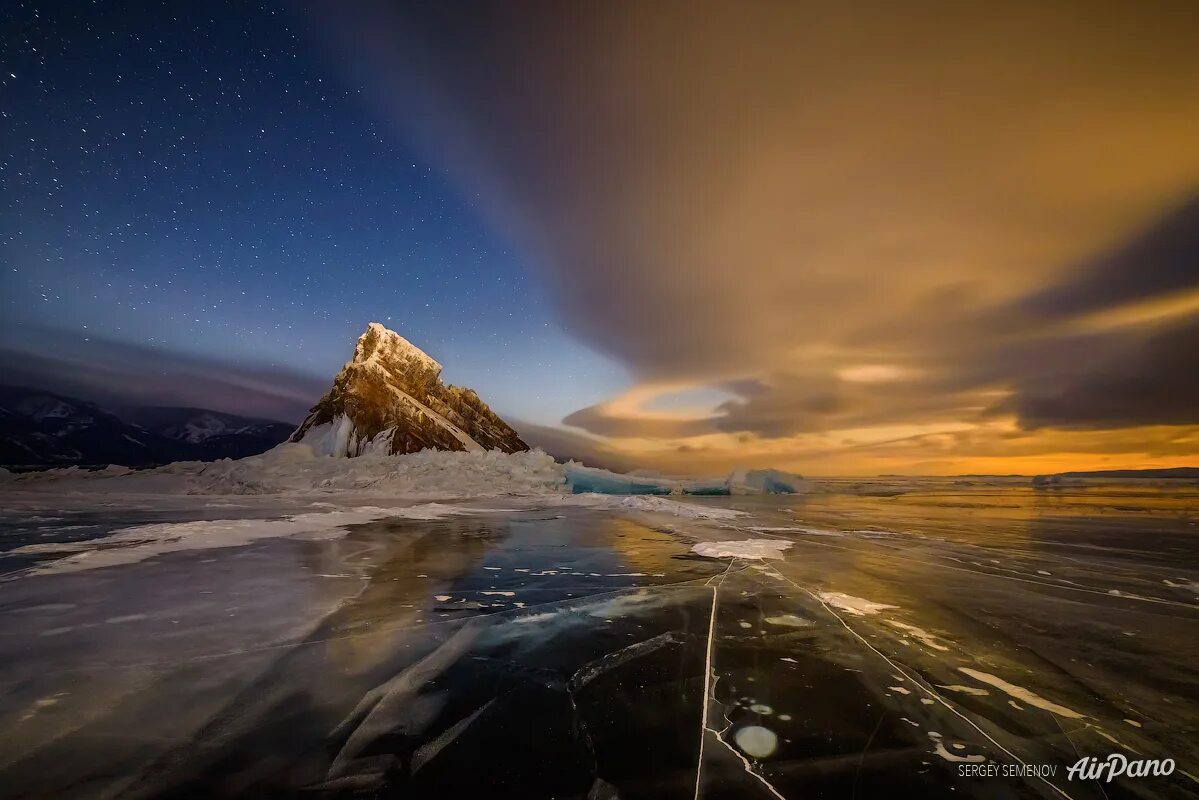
[[0, 479, 1196, 799], [957, 668, 1086, 719]]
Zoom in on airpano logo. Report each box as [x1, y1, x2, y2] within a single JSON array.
[[959, 753, 1176, 782], [1067, 754, 1175, 782]]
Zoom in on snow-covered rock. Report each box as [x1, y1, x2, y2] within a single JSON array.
[[291, 323, 528, 457]]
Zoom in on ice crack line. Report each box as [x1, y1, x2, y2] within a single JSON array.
[[693, 563, 727, 800], [759, 563, 1077, 800], [693, 560, 787, 800]]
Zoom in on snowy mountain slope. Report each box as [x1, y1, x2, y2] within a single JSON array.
[[124, 406, 295, 458], [0, 387, 292, 468], [0, 387, 170, 467], [291, 323, 527, 456]]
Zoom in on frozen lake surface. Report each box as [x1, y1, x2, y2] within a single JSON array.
[[1, 480, 1197, 799]]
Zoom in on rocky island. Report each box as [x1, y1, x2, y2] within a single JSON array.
[[291, 323, 528, 457]]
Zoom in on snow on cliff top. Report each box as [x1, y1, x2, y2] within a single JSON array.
[[355, 321, 442, 374]]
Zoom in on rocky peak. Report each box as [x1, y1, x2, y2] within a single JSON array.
[[354, 321, 443, 376], [291, 323, 528, 457]]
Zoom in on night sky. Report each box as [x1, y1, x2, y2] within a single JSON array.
[[1, 1, 626, 427], [3, 1, 1197, 474]]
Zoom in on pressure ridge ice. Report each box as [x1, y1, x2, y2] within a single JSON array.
[[3, 442, 808, 500]]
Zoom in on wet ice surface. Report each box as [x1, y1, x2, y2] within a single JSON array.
[[0, 482, 1197, 799]]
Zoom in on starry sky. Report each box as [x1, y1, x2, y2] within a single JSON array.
[[0, 1, 628, 428], [3, 1, 1198, 475]]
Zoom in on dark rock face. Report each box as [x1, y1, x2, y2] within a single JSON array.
[[291, 323, 528, 456], [0, 387, 292, 469]]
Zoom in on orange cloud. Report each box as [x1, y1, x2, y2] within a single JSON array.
[[316, 1, 1199, 473]]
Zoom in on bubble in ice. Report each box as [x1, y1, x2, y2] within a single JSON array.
[[734, 725, 778, 758]]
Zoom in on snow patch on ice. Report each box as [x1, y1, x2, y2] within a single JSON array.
[[14, 503, 502, 575], [512, 611, 560, 625], [613, 495, 746, 519], [937, 684, 990, 697], [927, 732, 984, 763], [817, 592, 897, 616], [886, 620, 950, 651], [691, 540, 793, 560], [957, 667, 1085, 719], [1163, 578, 1199, 595], [751, 525, 843, 536], [553, 493, 748, 520]]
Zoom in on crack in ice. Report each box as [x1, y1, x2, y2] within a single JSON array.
[[693, 561, 787, 800], [758, 562, 1078, 800], [693, 564, 727, 800]]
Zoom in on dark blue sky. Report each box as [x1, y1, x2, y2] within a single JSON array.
[[0, 0, 625, 424]]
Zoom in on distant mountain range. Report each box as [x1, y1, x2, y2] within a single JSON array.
[[0, 386, 294, 469], [1031, 467, 1199, 486], [1053, 467, 1199, 479]]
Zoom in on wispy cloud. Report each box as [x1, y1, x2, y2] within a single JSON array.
[[0, 326, 325, 422]]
